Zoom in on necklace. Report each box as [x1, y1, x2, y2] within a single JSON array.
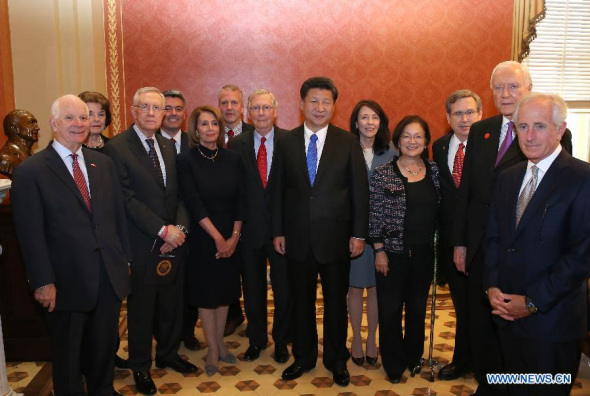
[[197, 144, 218, 161], [84, 135, 104, 149], [400, 159, 422, 176]]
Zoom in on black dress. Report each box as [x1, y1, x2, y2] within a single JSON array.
[[83, 134, 109, 153], [177, 145, 245, 308]]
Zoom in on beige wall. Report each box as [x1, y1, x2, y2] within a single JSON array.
[[8, 0, 107, 150]]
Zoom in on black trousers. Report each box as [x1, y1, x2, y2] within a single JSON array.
[[496, 325, 581, 396], [467, 249, 505, 396], [127, 260, 183, 372], [376, 249, 433, 378], [288, 251, 350, 371], [241, 239, 292, 348], [46, 264, 121, 396], [441, 245, 472, 371]]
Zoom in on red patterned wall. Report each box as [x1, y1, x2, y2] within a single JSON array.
[[107, 0, 513, 141]]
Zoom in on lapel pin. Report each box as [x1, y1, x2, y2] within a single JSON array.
[[90, 163, 97, 167], [484, 133, 490, 140]]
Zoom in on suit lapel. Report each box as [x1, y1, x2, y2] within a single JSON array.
[[156, 134, 174, 192], [438, 135, 454, 183], [44, 144, 92, 213], [291, 126, 311, 187], [515, 151, 568, 233], [244, 130, 265, 190], [127, 130, 161, 186], [314, 125, 338, 186], [83, 149, 100, 215]]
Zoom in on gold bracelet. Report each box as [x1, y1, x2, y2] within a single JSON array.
[[232, 230, 241, 236]]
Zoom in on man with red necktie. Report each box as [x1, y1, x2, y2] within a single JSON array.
[[12, 95, 131, 395], [433, 89, 483, 382], [228, 89, 292, 364], [218, 84, 254, 335]]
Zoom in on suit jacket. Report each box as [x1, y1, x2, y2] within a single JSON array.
[[271, 124, 369, 263], [11, 143, 131, 311], [156, 130, 189, 155], [484, 150, 590, 342], [452, 114, 572, 269], [432, 132, 460, 248], [103, 126, 189, 264], [228, 126, 287, 249]]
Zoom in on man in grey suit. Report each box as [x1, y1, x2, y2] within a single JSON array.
[[228, 89, 292, 363], [272, 77, 368, 386], [104, 87, 196, 395]]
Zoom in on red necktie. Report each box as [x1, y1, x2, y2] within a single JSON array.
[[258, 137, 267, 188], [452, 142, 464, 188], [71, 154, 92, 212], [226, 129, 234, 148]]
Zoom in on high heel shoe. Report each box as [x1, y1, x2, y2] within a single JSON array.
[[219, 352, 236, 364], [351, 354, 365, 366], [205, 364, 219, 377], [366, 355, 378, 365]]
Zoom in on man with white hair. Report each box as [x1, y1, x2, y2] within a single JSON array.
[[12, 95, 131, 395], [452, 61, 572, 394], [485, 93, 590, 395]]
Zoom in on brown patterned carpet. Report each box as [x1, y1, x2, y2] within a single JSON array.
[[6, 284, 590, 395]]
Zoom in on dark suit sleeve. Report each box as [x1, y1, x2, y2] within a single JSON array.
[[270, 136, 285, 237], [483, 172, 503, 290], [103, 142, 166, 237], [11, 163, 55, 289], [349, 138, 369, 239], [107, 157, 133, 262], [526, 175, 590, 313]]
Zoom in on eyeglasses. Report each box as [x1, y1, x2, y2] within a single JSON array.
[[450, 109, 479, 118], [133, 104, 165, 113], [165, 105, 185, 113], [400, 134, 425, 141], [249, 105, 274, 113]]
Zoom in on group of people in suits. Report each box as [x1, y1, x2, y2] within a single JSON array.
[[9, 61, 590, 396]]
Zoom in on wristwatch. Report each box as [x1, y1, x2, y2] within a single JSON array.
[[525, 296, 538, 314]]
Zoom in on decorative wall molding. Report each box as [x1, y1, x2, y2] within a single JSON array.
[[105, 0, 125, 135]]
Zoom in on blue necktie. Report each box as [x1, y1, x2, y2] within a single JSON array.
[[307, 134, 318, 185]]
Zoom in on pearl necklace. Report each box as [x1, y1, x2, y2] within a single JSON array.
[[84, 135, 104, 149], [197, 144, 218, 161]]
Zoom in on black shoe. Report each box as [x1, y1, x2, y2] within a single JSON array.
[[156, 355, 197, 374], [282, 362, 314, 380], [409, 359, 423, 376], [114, 355, 130, 369], [333, 368, 350, 386], [133, 371, 156, 395], [387, 373, 402, 384], [366, 355, 378, 365], [438, 362, 466, 380], [274, 344, 289, 364], [244, 345, 264, 361], [224, 315, 245, 337], [183, 335, 201, 351]]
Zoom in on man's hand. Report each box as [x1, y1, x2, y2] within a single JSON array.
[[453, 246, 467, 274], [349, 238, 364, 257], [160, 242, 175, 254], [375, 251, 389, 276], [34, 284, 57, 312], [273, 236, 286, 255], [488, 287, 530, 321], [163, 225, 186, 248]]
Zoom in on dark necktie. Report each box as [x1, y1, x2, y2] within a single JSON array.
[[516, 165, 539, 226], [307, 134, 318, 185], [496, 121, 514, 165], [226, 129, 234, 148], [258, 136, 268, 188], [452, 142, 465, 188], [146, 138, 165, 187], [70, 154, 92, 212], [169, 137, 178, 154]]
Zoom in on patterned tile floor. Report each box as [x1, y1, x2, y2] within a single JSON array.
[[6, 285, 590, 395]]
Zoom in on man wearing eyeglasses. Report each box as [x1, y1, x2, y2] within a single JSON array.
[[228, 89, 292, 364], [104, 87, 196, 395], [218, 84, 253, 335], [452, 62, 572, 394], [432, 89, 482, 382]]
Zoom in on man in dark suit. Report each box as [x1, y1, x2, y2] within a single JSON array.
[[228, 88, 292, 363], [453, 61, 573, 395], [433, 89, 482, 381], [218, 84, 253, 335], [104, 87, 196, 395], [158, 89, 201, 351], [272, 77, 369, 386], [485, 93, 590, 395], [11, 95, 131, 395]]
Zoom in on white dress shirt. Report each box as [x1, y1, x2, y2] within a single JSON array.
[[52, 140, 91, 196], [303, 123, 328, 173], [447, 133, 468, 172], [134, 125, 167, 186]]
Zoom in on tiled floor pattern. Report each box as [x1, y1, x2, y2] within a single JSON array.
[[6, 285, 590, 395]]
